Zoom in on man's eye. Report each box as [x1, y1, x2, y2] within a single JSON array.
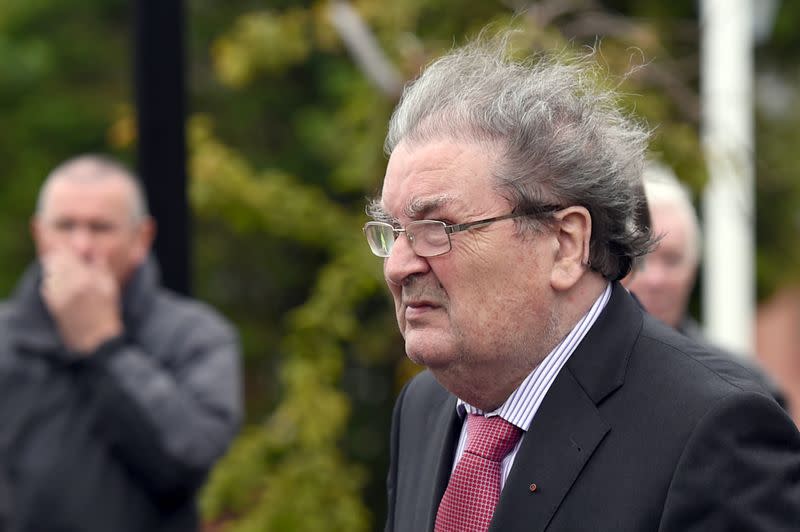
[[53, 220, 76, 232], [89, 223, 114, 233], [661, 253, 685, 268]]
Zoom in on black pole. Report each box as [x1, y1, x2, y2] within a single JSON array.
[[134, 0, 190, 295]]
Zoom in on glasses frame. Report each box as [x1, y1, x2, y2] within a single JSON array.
[[363, 204, 563, 258]]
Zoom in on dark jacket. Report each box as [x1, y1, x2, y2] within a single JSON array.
[[0, 259, 242, 532], [677, 316, 787, 408], [386, 283, 800, 531]]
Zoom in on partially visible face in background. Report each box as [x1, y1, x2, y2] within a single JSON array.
[[623, 200, 698, 328]]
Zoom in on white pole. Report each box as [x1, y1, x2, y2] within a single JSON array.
[[700, 0, 755, 356]]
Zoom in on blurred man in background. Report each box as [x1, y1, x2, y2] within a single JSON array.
[[623, 162, 785, 406], [0, 155, 242, 532], [622, 163, 700, 333]]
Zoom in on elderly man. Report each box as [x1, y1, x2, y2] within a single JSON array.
[[0, 155, 241, 532], [366, 37, 800, 531], [623, 163, 785, 405], [623, 163, 704, 334]]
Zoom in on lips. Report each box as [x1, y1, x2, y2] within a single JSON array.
[[403, 299, 442, 321], [404, 299, 438, 308]]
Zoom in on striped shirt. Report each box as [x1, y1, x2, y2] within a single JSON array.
[[452, 283, 612, 486]]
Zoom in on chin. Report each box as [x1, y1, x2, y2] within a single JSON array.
[[404, 332, 458, 370]]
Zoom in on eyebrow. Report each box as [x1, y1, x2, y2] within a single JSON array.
[[366, 199, 393, 223], [405, 194, 454, 219], [367, 193, 457, 225]]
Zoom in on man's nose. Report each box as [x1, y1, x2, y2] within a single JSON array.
[[384, 234, 431, 286], [67, 226, 95, 258]]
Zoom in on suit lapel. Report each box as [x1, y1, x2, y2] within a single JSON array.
[[489, 368, 609, 532], [490, 283, 642, 531], [420, 394, 462, 531]]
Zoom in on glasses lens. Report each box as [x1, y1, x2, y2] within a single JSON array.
[[408, 221, 450, 257], [364, 222, 394, 257]]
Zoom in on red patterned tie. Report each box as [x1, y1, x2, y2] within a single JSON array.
[[434, 413, 523, 532]]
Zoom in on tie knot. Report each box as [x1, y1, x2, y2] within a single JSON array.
[[465, 413, 523, 462]]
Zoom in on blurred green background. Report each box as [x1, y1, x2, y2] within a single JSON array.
[[1, 1, 799, 530]]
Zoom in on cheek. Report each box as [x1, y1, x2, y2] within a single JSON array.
[[631, 275, 656, 292], [35, 229, 67, 252], [675, 268, 696, 292], [634, 268, 666, 290], [35, 234, 56, 254], [101, 237, 140, 271], [443, 251, 539, 322], [94, 241, 120, 261]]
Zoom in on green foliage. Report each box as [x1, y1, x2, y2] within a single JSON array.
[[190, 115, 384, 529], [212, 9, 312, 87]]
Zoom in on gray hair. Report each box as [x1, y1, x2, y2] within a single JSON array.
[[384, 33, 655, 280], [36, 154, 150, 222], [641, 161, 701, 265]]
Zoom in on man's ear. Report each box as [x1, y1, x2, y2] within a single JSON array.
[[131, 217, 157, 264], [550, 206, 592, 292], [30, 216, 46, 257], [30, 216, 40, 242]]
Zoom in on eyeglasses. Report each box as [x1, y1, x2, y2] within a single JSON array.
[[363, 205, 562, 258]]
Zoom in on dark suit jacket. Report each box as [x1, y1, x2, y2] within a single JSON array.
[[676, 316, 787, 408], [386, 283, 800, 531]]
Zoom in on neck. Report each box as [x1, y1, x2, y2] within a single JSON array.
[[433, 364, 531, 412], [434, 275, 609, 411]]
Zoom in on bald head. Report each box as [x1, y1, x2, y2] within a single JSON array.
[[36, 154, 149, 222]]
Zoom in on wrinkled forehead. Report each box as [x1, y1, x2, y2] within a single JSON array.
[[378, 138, 504, 221], [383, 183, 460, 212]]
